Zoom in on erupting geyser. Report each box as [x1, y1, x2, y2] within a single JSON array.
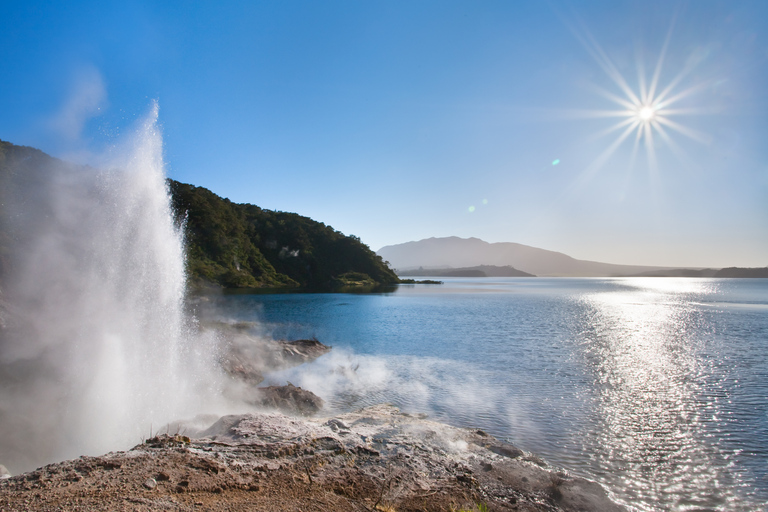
[[0, 103, 230, 473]]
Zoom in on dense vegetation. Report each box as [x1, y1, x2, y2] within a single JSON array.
[[0, 139, 399, 292], [167, 180, 399, 291]]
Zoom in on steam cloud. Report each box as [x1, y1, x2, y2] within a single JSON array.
[[47, 66, 107, 142], [0, 103, 237, 473], [264, 348, 535, 445], [0, 98, 532, 476]]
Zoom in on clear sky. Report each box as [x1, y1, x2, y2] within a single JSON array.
[[1, 0, 766, 268]]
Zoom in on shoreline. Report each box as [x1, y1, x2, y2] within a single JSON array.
[[0, 404, 625, 511]]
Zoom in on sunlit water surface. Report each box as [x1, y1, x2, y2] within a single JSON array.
[[214, 278, 768, 511]]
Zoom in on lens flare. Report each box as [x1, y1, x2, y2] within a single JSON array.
[[561, 10, 715, 185]]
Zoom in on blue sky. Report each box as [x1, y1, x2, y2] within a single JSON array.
[[1, 0, 766, 267]]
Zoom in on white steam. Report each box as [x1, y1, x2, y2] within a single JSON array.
[[0, 98, 532, 475], [47, 65, 107, 142], [264, 348, 533, 443], [0, 104, 235, 473]]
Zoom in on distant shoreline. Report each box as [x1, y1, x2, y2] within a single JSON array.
[[397, 266, 768, 279]]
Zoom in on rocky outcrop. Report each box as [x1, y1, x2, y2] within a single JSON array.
[[250, 383, 325, 416], [213, 321, 331, 415], [277, 338, 332, 367], [0, 404, 625, 511], [215, 319, 331, 388]]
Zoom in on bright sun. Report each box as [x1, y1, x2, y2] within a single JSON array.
[[637, 105, 656, 122], [566, 16, 712, 177]]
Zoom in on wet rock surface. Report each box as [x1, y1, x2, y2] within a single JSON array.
[[0, 404, 625, 511]]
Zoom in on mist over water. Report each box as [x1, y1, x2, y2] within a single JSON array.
[[0, 105, 233, 473], [217, 279, 768, 512]]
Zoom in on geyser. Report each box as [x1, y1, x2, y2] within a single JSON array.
[[0, 104, 230, 473]]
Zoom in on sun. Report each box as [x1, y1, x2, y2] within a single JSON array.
[[564, 14, 713, 179], [637, 105, 656, 122]]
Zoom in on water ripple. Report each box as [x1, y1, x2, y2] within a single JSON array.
[[227, 277, 768, 511]]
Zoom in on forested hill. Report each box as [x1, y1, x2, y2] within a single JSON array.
[[168, 180, 399, 290], [0, 139, 398, 292]]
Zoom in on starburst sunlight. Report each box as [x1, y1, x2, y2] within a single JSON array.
[[567, 13, 714, 183]]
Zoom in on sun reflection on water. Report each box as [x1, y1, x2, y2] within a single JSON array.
[[576, 278, 739, 510], [227, 279, 768, 511]]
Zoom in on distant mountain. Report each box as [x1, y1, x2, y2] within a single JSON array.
[[398, 265, 534, 278], [630, 267, 768, 278], [378, 237, 673, 277], [715, 267, 768, 278], [629, 268, 719, 277]]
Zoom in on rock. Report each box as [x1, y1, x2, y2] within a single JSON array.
[[484, 440, 524, 459], [252, 383, 324, 416], [0, 464, 11, 479], [220, 357, 265, 386], [0, 404, 627, 512], [277, 338, 332, 366], [325, 419, 351, 433], [215, 327, 332, 387]]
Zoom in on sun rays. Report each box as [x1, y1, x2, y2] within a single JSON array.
[[563, 11, 715, 187]]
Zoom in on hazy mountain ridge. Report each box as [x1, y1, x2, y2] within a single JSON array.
[[378, 236, 670, 277], [398, 265, 535, 278], [378, 237, 768, 278], [712, 267, 768, 278]]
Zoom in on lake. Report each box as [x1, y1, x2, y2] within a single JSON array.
[[211, 277, 768, 512]]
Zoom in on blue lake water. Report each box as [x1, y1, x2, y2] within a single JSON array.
[[212, 277, 768, 512]]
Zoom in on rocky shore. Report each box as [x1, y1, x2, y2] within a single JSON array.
[[0, 319, 625, 511], [0, 404, 625, 511]]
